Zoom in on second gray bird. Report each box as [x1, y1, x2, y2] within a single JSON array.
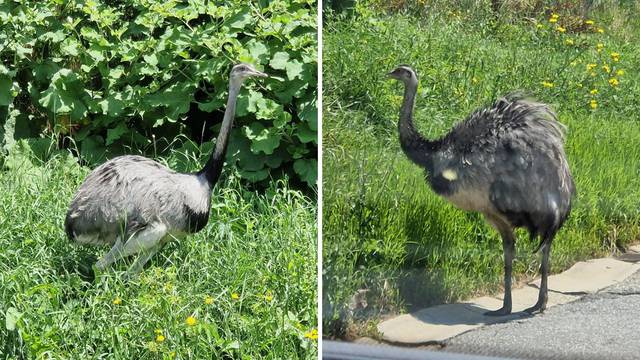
[[387, 65, 575, 315]]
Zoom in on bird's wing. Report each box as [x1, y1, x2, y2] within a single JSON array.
[[488, 126, 573, 241], [66, 156, 185, 238]]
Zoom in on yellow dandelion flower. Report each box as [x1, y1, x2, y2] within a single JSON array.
[[596, 43, 604, 52], [185, 316, 197, 326], [156, 334, 165, 343], [556, 26, 566, 33], [170, 351, 177, 359], [471, 77, 479, 84], [154, 329, 163, 334], [113, 297, 122, 305], [549, 13, 559, 23], [565, 39, 574, 45], [536, 23, 543, 29], [590, 89, 598, 95], [616, 69, 624, 76], [231, 292, 240, 300], [205, 296, 214, 305], [609, 78, 619, 87], [576, 83, 583, 88], [304, 329, 319, 340], [586, 63, 597, 71], [597, 28, 604, 33], [610, 52, 620, 62], [585, 20, 594, 25], [590, 99, 598, 109], [541, 81, 554, 88], [264, 291, 273, 301], [602, 64, 610, 73]]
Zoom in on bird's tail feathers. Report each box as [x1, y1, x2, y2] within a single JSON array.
[[500, 92, 567, 141]]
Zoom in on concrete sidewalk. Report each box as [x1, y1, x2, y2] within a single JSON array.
[[377, 245, 640, 345]]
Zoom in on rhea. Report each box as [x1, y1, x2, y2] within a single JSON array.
[[65, 63, 267, 274], [387, 65, 575, 315]]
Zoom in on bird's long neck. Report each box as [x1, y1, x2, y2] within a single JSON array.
[[198, 80, 241, 185], [398, 79, 440, 165]]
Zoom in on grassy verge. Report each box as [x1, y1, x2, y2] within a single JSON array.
[[0, 149, 317, 358], [323, 4, 640, 338]]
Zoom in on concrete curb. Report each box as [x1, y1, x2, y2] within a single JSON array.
[[377, 245, 640, 345]]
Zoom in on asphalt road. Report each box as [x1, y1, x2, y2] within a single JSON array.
[[444, 269, 640, 360]]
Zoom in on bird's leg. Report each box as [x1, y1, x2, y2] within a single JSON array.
[[128, 244, 163, 275], [95, 236, 124, 271], [96, 223, 167, 268], [119, 223, 167, 256], [525, 241, 551, 314], [485, 229, 516, 316]]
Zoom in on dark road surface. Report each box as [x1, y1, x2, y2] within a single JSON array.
[[444, 269, 640, 360]]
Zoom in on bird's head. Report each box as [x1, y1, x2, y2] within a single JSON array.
[[229, 63, 268, 87], [387, 65, 418, 86]]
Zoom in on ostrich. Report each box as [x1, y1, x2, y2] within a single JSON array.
[[65, 63, 267, 274], [387, 65, 575, 315]]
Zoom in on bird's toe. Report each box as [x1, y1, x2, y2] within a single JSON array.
[[484, 307, 512, 317]]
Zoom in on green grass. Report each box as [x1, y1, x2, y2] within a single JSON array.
[[0, 148, 317, 358], [323, 4, 640, 338]]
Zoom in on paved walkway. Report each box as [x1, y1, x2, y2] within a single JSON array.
[[445, 267, 640, 359], [377, 245, 640, 345]]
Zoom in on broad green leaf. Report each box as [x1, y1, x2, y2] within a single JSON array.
[[299, 99, 317, 130], [106, 122, 128, 145], [293, 158, 317, 186], [0, 75, 14, 106], [143, 54, 158, 66], [245, 122, 281, 155], [145, 83, 194, 123], [269, 52, 290, 70], [295, 122, 316, 144], [274, 111, 292, 128], [256, 98, 281, 120], [225, 8, 252, 29], [238, 168, 269, 182], [40, 30, 66, 43], [285, 60, 304, 80], [248, 40, 270, 64], [60, 38, 81, 56], [98, 94, 124, 116]]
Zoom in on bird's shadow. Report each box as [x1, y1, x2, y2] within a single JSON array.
[[409, 303, 531, 326]]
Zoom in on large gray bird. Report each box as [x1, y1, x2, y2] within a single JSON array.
[[65, 63, 267, 274], [387, 65, 575, 315]]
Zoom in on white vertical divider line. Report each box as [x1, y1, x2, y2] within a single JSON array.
[[316, 0, 324, 357]]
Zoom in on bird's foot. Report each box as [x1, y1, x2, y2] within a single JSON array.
[[484, 307, 512, 316], [523, 302, 546, 315]]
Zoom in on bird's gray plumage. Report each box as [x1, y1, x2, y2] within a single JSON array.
[[388, 65, 575, 316], [65, 155, 211, 244], [65, 63, 268, 273]]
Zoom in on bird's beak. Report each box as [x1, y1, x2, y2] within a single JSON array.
[[386, 71, 395, 79], [253, 70, 268, 78]]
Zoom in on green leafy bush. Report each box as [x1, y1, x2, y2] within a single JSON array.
[[0, 0, 317, 186]]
